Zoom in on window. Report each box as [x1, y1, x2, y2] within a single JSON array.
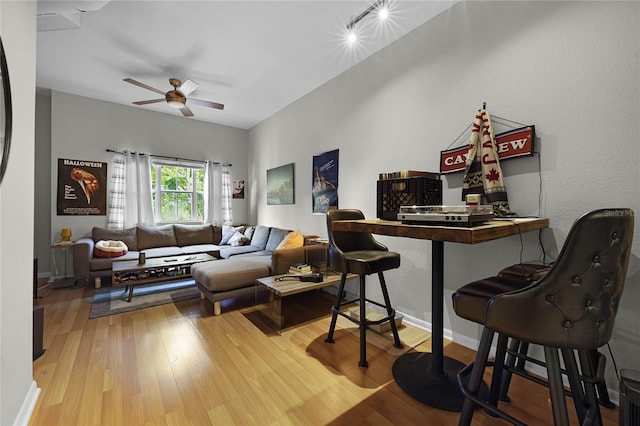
[[151, 158, 205, 223]]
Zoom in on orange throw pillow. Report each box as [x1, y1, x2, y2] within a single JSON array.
[[276, 230, 304, 249]]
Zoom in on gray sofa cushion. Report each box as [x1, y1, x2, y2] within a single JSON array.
[[251, 226, 271, 250], [174, 224, 213, 246], [140, 246, 184, 258], [219, 245, 263, 259], [137, 225, 177, 250], [192, 257, 271, 292], [92, 227, 137, 251], [265, 228, 291, 251], [90, 250, 140, 272]]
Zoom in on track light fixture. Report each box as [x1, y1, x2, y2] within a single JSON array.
[[345, 0, 390, 45]]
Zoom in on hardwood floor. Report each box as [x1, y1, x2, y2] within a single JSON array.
[[31, 281, 619, 425]]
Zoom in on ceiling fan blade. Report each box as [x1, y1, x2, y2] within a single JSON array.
[[180, 105, 194, 117], [123, 78, 166, 95], [188, 98, 225, 111], [178, 79, 199, 96], [133, 99, 165, 105]]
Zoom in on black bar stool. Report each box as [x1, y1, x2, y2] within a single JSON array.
[[452, 208, 634, 425], [324, 209, 403, 368]]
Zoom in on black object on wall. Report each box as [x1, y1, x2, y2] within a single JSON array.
[[33, 305, 45, 361], [0, 35, 13, 185]]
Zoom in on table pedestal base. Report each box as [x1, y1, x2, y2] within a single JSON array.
[[392, 352, 488, 412]]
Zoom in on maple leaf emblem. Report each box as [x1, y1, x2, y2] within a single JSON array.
[[485, 169, 501, 182]]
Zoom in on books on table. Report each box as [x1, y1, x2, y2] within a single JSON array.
[[289, 263, 312, 274]]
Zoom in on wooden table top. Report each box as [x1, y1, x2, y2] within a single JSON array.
[[330, 218, 549, 244]]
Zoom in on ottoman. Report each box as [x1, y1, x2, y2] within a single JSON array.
[[191, 256, 271, 315]]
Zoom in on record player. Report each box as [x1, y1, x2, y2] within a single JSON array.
[[397, 205, 494, 226]]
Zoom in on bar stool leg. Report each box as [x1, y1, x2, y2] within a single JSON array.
[[325, 273, 348, 344], [544, 346, 570, 426], [459, 327, 495, 426], [358, 275, 368, 368], [578, 349, 604, 426], [378, 272, 402, 349]]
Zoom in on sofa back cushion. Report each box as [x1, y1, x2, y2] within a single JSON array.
[[174, 224, 213, 247], [266, 228, 291, 251], [251, 225, 271, 250], [92, 227, 137, 251], [137, 225, 177, 250], [212, 226, 222, 244]]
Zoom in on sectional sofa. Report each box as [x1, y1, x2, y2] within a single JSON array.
[[73, 224, 325, 311]]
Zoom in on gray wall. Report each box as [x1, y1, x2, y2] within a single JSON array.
[[249, 0, 640, 393], [34, 93, 52, 275], [40, 91, 250, 275], [0, 1, 38, 424]]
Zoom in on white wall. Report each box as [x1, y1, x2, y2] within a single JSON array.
[[47, 92, 249, 267], [249, 0, 640, 387], [0, 1, 39, 425]]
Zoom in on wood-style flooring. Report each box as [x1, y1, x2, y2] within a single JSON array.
[[30, 280, 619, 425]]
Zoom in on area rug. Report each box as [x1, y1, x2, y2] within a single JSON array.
[[89, 279, 200, 319], [335, 315, 431, 356]]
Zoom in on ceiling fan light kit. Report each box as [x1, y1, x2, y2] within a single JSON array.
[[124, 77, 224, 118]]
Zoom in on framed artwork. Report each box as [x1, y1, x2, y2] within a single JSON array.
[[312, 149, 339, 213], [233, 179, 245, 199], [57, 158, 108, 215], [267, 163, 294, 205]]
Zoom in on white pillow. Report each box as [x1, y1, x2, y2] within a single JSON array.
[[228, 231, 249, 247], [220, 225, 243, 245]]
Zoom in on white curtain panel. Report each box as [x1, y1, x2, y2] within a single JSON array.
[[204, 162, 233, 226], [106, 151, 153, 229], [221, 165, 233, 225], [124, 152, 154, 228], [106, 151, 126, 229]]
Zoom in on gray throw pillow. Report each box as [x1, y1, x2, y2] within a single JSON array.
[[266, 228, 290, 251], [251, 225, 271, 250]]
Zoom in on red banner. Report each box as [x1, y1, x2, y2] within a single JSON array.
[[440, 126, 535, 174]]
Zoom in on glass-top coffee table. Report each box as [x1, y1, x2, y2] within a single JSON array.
[[112, 253, 216, 302]]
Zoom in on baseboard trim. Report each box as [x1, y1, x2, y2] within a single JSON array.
[[13, 381, 40, 426]]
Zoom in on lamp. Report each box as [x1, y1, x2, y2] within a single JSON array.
[[61, 228, 72, 242]]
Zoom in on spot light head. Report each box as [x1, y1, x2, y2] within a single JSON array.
[[378, 6, 389, 21], [347, 30, 357, 44]]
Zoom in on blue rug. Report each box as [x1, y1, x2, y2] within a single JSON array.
[[89, 279, 200, 319]]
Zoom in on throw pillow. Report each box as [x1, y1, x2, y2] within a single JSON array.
[[275, 230, 304, 249], [220, 225, 244, 245], [94, 240, 129, 258], [244, 226, 255, 241], [228, 231, 249, 247]]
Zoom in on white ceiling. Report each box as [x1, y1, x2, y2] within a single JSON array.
[[36, 0, 457, 129]]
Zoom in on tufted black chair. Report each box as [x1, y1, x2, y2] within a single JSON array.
[[494, 263, 615, 412], [453, 208, 634, 425], [324, 209, 403, 368]]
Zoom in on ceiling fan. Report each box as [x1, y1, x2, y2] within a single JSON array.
[[123, 77, 224, 117]]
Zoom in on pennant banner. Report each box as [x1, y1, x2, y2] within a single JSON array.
[[440, 126, 535, 174]]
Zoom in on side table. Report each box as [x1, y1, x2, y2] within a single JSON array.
[[49, 241, 76, 287]]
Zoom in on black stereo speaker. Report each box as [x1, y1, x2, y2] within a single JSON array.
[[33, 305, 45, 361], [620, 369, 640, 426]]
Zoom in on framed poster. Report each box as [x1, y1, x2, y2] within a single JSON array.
[[57, 158, 107, 215], [233, 179, 245, 199], [312, 149, 339, 214], [267, 163, 294, 205]]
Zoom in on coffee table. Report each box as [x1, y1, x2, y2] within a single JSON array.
[[255, 271, 357, 334], [112, 253, 216, 302]]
